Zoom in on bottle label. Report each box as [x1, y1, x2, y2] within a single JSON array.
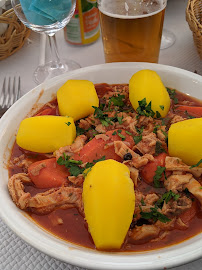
[[65, 0, 100, 45]]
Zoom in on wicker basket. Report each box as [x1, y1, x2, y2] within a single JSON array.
[[186, 0, 202, 59], [0, 8, 31, 60]]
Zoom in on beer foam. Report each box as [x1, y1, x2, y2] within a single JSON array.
[[99, 0, 166, 19]]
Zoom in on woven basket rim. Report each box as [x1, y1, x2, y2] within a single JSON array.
[[0, 8, 31, 60]]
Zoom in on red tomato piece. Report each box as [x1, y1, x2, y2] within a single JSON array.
[[73, 129, 135, 163], [141, 153, 168, 184], [178, 200, 198, 226], [28, 158, 69, 188], [36, 107, 56, 116], [177, 106, 202, 118]]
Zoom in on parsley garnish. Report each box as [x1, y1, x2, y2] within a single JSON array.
[[93, 106, 113, 127], [153, 166, 166, 188], [117, 130, 126, 141], [156, 111, 161, 118], [112, 131, 117, 135], [155, 141, 166, 155], [66, 122, 71, 126], [109, 94, 125, 107], [133, 126, 144, 144], [133, 135, 142, 144], [160, 105, 164, 110], [153, 125, 160, 134], [141, 198, 146, 206], [125, 130, 132, 136], [57, 154, 105, 177], [57, 154, 83, 177], [140, 206, 170, 223], [136, 98, 155, 118], [76, 126, 86, 136], [117, 116, 123, 124], [190, 159, 202, 169], [166, 88, 178, 104], [156, 190, 180, 208]]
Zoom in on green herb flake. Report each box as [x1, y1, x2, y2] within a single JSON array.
[[190, 159, 202, 169], [155, 141, 166, 155], [166, 88, 179, 104], [141, 198, 146, 206], [117, 131, 126, 141], [112, 131, 117, 135], [110, 94, 125, 107], [66, 122, 71, 126], [133, 135, 142, 145], [117, 116, 123, 124], [140, 207, 170, 223], [153, 125, 160, 134], [156, 111, 161, 118], [76, 126, 86, 136], [160, 105, 164, 110], [153, 166, 166, 188], [156, 190, 180, 208], [125, 131, 132, 136], [136, 98, 155, 118]]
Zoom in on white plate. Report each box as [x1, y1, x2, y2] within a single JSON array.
[[0, 62, 202, 270]]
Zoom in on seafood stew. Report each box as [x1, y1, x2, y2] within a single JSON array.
[[8, 73, 202, 252]]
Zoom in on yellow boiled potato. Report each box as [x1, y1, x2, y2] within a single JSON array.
[[16, 116, 76, 153], [83, 159, 135, 250], [168, 118, 202, 166], [129, 69, 170, 118], [57, 80, 99, 121]]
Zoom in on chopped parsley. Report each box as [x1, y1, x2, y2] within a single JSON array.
[[136, 98, 155, 118], [109, 94, 125, 107], [156, 190, 180, 208], [57, 153, 83, 177], [153, 166, 166, 188], [140, 206, 170, 223], [141, 198, 146, 206], [153, 125, 160, 134], [190, 159, 202, 169], [117, 116, 123, 124], [155, 141, 166, 155], [57, 153, 105, 177], [166, 88, 178, 104], [66, 122, 71, 126], [156, 111, 161, 118], [76, 126, 86, 136], [112, 131, 117, 135], [92, 106, 113, 127], [133, 135, 142, 145], [160, 105, 164, 110], [117, 130, 126, 141], [125, 130, 132, 136]]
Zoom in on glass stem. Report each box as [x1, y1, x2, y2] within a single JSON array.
[[48, 34, 62, 69]]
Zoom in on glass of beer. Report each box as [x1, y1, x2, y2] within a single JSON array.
[[98, 0, 167, 63]]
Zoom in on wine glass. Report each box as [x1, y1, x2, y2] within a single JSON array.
[[160, 0, 176, 49], [160, 29, 176, 49], [11, 0, 81, 84]]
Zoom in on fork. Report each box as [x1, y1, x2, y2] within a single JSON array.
[[0, 76, 21, 117]]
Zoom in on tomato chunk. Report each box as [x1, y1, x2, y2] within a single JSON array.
[[36, 107, 56, 116], [28, 158, 69, 188], [141, 153, 167, 184], [177, 106, 202, 118], [73, 129, 135, 163], [178, 200, 198, 225]]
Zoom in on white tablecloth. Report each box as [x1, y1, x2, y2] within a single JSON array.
[[0, 0, 202, 269]]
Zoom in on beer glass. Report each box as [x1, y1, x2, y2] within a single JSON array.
[[98, 0, 167, 63]]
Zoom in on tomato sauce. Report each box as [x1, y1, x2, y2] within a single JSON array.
[[8, 85, 202, 252]]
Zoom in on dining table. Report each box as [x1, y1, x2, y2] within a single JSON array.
[[0, 0, 202, 269]]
